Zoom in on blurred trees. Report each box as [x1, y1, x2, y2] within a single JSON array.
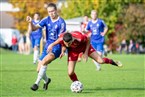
[[117, 3, 145, 42], [60, 0, 122, 34], [9, 0, 145, 51], [9, 0, 57, 34], [60, 0, 145, 52]]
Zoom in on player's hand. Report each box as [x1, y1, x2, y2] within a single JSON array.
[[59, 52, 65, 59], [82, 53, 88, 62], [47, 44, 53, 53], [101, 32, 105, 36], [26, 16, 32, 23]]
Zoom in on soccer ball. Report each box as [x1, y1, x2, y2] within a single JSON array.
[[70, 81, 83, 93]]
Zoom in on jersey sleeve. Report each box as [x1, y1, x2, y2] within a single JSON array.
[[101, 19, 107, 28], [72, 31, 87, 43], [37, 17, 48, 28], [58, 19, 66, 36]]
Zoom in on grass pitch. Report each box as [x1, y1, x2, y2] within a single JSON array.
[[0, 48, 144, 97]]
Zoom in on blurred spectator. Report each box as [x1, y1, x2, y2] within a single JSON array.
[[18, 34, 25, 54], [25, 33, 31, 55], [80, 15, 89, 32], [119, 39, 127, 54], [135, 42, 140, 54], [128, 39, 136, 54], [11, 34, 18, 52]]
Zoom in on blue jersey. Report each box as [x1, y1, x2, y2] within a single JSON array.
[[38, 16, 66, 44], [38, 16, 66, 60], [30, 20, 42, 39], [86, 18, 107, 43]]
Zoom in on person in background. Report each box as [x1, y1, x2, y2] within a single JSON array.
[[85, 10, 108, 71], [78, 15, 89, 62], [119, 38, 127, 54], [18, 34, 25, 54], [11, 34, 18, 52], [27, 12, 43, 64], [25, 33, 31, 55], [80, 15, 89, 32]]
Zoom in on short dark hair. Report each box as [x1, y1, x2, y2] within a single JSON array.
[[63, 33, 72, 42], [35, 12, 40, 16], [47, 3, 57, 10]]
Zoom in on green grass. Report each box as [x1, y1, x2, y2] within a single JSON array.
[[0, 48, 145, 97]]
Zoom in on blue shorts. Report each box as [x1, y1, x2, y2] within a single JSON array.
[[91, 42, 104, 53], [31, 37, 41, 48], [39, 42, 61, 61]]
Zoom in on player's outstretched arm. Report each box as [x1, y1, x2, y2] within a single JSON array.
[[59, 46, 67, 59], [101, 27, 108, 36], [47, 38, 61, 53], [26, 16, 40, 31], [83, 37, 90, 62]]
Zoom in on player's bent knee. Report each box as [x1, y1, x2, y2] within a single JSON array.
[[68, 72, 74, 76]]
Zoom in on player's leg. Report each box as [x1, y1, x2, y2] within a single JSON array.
[[42, 72, 51, 90], [31, 52, 55, 91], [91, 43, 103, 71], [33, 38, 41, 64], [67, 51, 79, 82], [89, 51, 123, 67], [68, 61, 78, 82], [31, 37, 36, 64]]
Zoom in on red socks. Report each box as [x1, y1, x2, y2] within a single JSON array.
[[69, 73, 78, 82], [103, 58, 113, 64]]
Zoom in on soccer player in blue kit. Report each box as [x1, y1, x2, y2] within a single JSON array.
[[27, 12, 43, 64], [85, 10, 108, 71], [26, 3, 66, 91]]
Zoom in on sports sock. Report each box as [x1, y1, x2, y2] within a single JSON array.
[[103, 58, 118, 66], [33, 50, 39, 63], [42, 73, 48, 84], [35, 65, 47, 85], [93, 60, 101, 70], [69, 73, 78, 82]]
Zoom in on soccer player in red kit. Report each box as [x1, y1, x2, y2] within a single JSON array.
[[47, 31, 122, 82]]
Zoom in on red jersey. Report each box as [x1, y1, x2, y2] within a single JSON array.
[[59, 31, 95, 61], [59, 31, 87, 52]]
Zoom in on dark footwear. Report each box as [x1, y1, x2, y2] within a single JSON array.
[[30, 84, 38, 91], [43, 78, 51, 90]]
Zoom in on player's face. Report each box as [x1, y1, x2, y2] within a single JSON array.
[[63, 40, 73, 47], [47, 6, 57, 19], [84, 16, 88, 22], [34, 14, 40, 20], [91, 11, 97, 20]]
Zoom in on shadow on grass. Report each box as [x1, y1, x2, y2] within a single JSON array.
[[86, 87, 145, 91], [1, 69, 66, 72]]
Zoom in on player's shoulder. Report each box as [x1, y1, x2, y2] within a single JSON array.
[[71, 31, 82, 35], [71, 31, 85, 39], [98, 18, 105, 23], [40, 16, 50, 22], [88, 20, 92, 24], [58, 17, 66, 23]]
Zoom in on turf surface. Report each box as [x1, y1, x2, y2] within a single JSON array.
[[0, 48, 144, 97]]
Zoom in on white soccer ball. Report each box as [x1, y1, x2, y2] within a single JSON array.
[[70, 81, 83, 93]]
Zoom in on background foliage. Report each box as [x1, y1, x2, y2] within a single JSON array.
[[9, 0, 145, 51], [9, 0, 57, 34]]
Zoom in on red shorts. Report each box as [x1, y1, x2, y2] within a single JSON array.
[[68, 45, 95, 61]]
